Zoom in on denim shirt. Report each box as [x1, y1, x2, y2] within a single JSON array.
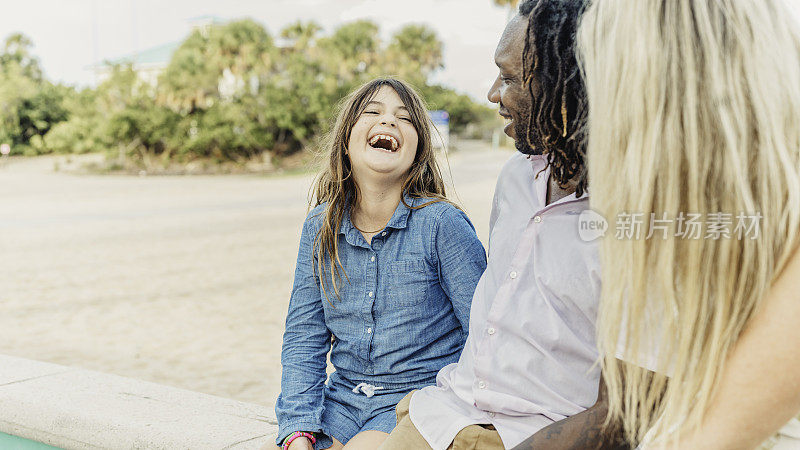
[[275, 195, 487, 443]]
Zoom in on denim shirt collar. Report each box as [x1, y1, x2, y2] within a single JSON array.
[[340, 193, 416, 247]]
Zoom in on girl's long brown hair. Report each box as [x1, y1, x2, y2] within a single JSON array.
[[311, 77, 451, 302]]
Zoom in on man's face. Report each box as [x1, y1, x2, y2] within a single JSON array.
[[487, 15, 537, 154]]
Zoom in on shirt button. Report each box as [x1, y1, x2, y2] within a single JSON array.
[[366, 327, 372, 334], [489, 412, 496, 418], [478, 381, 486, 389], [381, 231, 387, 236], [487, 327, 496, 335], [370, 256, 375, 262], [368, 291, 374, 298], [534, 215, 542, 223], [509, 271, 517, 279]]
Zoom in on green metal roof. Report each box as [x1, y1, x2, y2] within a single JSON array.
[[106, 41, 181, 66]]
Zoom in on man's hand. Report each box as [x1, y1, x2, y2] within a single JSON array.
[[511, 404, 627, 450], [511, 402, 628, 449], [511, 368, 631, 450]]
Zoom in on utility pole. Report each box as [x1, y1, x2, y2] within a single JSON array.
[[92, 0, 99, 85]]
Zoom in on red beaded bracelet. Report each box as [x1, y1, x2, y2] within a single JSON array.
[[283, 431, 316, 450]]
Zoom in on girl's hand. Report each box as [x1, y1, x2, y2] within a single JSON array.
[[287, 436, 313, 450]]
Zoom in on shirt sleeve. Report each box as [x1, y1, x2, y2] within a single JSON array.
[[434, 206, 488, 335], [615, 300, 671, 376], [275, 213, 332, 445]]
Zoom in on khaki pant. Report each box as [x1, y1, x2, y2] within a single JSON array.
[[379, 391, 505, 450]]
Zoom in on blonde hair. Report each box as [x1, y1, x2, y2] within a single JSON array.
[[311, 78, 449, 302], [578, 0, 800, 445]]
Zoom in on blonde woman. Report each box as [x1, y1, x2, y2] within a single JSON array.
[[578, 0, 800, 449]]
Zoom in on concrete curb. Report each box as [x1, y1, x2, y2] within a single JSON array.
[[0, 355, 277, 449]]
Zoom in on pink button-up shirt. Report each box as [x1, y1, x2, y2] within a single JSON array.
[[410, 152, 602, 449]]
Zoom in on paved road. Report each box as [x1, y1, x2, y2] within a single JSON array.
[[0, 144, 512, 407]]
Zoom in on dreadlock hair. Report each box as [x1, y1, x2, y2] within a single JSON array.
[[519, 0, 588, 197]]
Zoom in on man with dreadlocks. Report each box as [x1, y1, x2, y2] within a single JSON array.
[[379, 1, 626, 449]]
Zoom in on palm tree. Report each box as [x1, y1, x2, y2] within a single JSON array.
[[387, 25, 443, 78], [280, 21, 322, 50]]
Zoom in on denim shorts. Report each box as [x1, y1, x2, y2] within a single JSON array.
[[316, 372, 415, 449]]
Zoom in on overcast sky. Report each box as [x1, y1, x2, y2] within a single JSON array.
[[0, 0, 511, 103]]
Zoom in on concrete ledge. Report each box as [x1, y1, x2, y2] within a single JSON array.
[[0, 355, 277, 449]]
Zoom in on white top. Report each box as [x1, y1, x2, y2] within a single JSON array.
[[410, 152, 602, 449]]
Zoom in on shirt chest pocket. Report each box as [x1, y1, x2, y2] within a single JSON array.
[[387, 259, 433, 307]]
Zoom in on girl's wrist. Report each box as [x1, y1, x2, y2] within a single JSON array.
[[286, 437, 310, 450], [283, 431, 316, 450]]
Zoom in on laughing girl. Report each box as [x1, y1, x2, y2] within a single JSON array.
[[274, 78, 486, 450]]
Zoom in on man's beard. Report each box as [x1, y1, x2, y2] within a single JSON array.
[[512, 113, 544, 155]]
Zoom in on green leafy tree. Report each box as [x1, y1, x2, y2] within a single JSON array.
[[320, 20, 378, 62], [157, 31, 219, 113], [148, 20, 280, 162], [384, 24, 443, 84], [0, 33, 43, 81], [280, 21, 323, 51], [0, 33, 71, 155], [158, 19, 275, 113], [0, 65, 37, 152], [259, 53, 334, 154], [45, 65, 148, 156], [173, 100, 271, 162], [17, 83, 71, 152], [6, 19, 496, 164], [43, 88, 105, 154], [208, 19, 275, 78], [317, 20, 380, 85], [422, 85, 496, 134]]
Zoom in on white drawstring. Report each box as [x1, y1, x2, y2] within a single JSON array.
[[352, 382, 384, 398]]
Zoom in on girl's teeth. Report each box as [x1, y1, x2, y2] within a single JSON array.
[[368, 134, 399, 151]]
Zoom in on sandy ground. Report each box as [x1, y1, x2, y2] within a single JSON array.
[[0, 143, 513, 409]]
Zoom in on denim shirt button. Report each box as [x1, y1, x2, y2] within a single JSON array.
[[368, 291, 374, 298], [370, 255, 375, 262]]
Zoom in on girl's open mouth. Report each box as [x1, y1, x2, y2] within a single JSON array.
[[368, 134, 399, 152]]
